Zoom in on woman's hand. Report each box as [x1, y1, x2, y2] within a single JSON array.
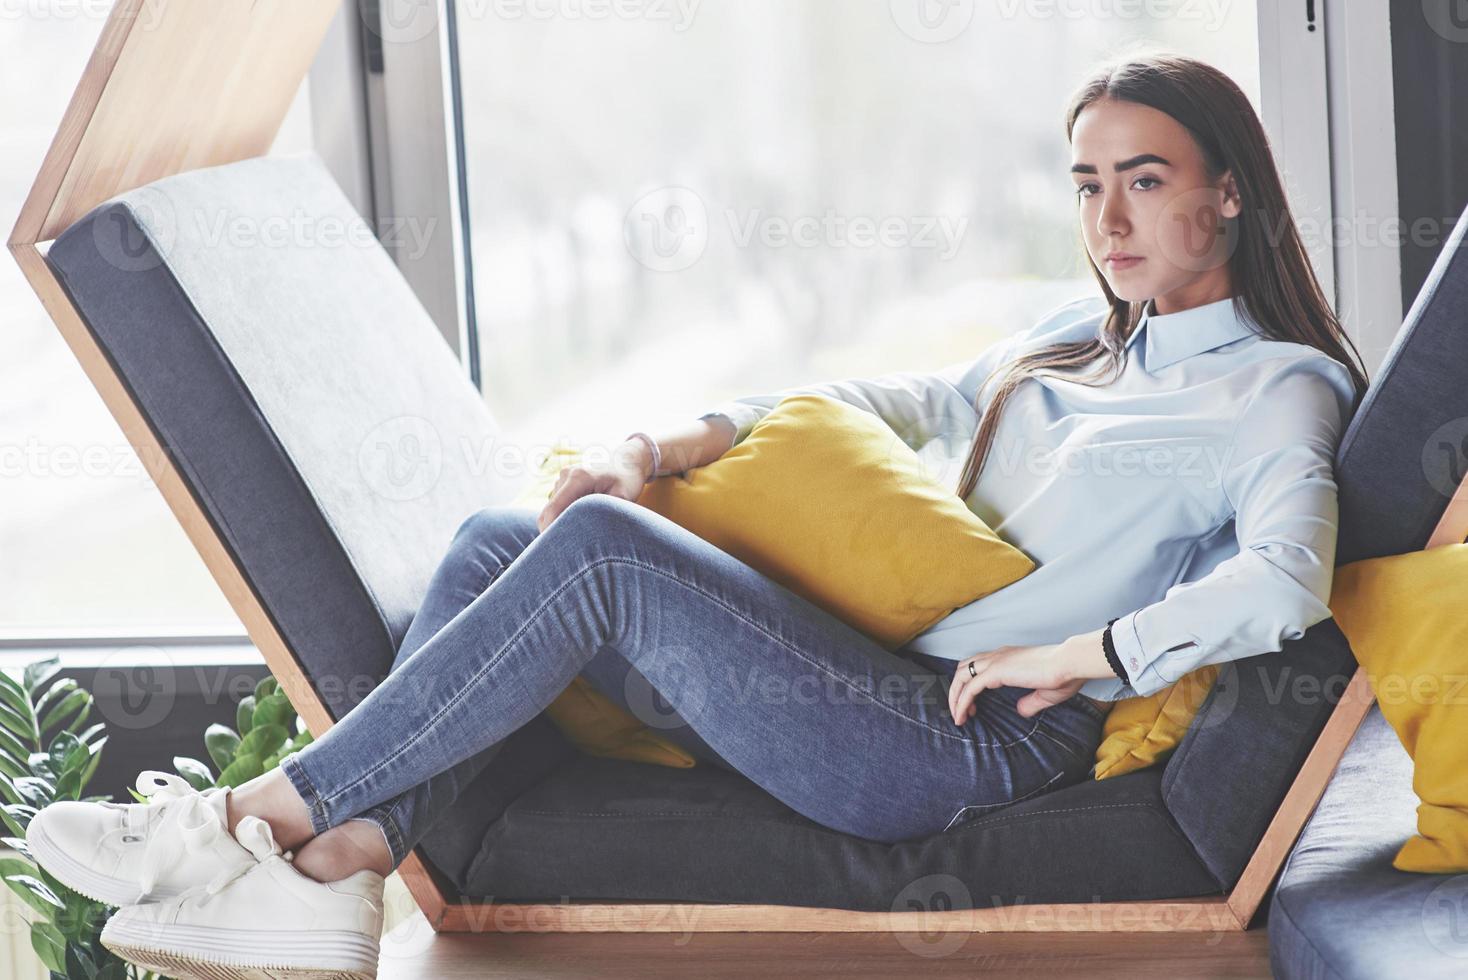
[[537, 441, 652, 532], [948, 637, 1097, 723]]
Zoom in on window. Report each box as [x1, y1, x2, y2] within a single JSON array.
[[0, 2, 313, 636], [453, 1, 1260, 453]]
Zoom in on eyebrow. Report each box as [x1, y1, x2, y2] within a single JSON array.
[[1070, 153, 1173, 175]]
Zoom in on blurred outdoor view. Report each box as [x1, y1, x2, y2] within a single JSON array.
[[1, 0, 1256, 636], [0, 2, 314, 635], [455, 0, 1259, 451]]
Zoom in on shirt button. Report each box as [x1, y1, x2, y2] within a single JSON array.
[[1129, 657, 1139, 669]]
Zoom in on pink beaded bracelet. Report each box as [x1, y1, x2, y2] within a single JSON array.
[[624, 431, 661, 484]]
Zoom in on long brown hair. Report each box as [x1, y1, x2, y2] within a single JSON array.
[[953, 53, 1371, 502]]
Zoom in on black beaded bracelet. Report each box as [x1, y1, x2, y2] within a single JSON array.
[[1101, 617, 1128, 683]]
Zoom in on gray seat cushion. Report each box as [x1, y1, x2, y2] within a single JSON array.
[[1269, 704, 1468, 978], [464, 751, 1219, 909]]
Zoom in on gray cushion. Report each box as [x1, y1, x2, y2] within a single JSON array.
[[1269, 704, 1468, 978], [465, 752, 1219, 909], [46, 151, 519, 723]]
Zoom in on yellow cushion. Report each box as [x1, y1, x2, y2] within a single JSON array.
[[514, 393, 1039, 768], [632, 394, 1038, 650], [1092, 666, 1217, 779], [1328, 541, 1468, 873]]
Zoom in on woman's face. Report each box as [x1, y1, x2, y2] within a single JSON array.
[[1070, 97, 1241, 314]]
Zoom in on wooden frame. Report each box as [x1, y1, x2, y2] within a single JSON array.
[[9, 0, 1450, 935]]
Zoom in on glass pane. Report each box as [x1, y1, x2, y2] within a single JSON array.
[[0, 3, 313, 635], [456, 1, 1258, 454]]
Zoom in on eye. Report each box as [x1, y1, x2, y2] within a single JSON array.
[[1075, 182, 1099, 199], [1133, 175, 1160, 190]]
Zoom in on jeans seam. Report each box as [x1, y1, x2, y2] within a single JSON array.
[[281, 754, 331, 837], [942, 767, 1067, 832], [321, 553, 1035, 815], [351, 809, 406, 867], [1030, 724, 1089, 769]]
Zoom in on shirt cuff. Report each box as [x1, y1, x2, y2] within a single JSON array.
[[1103, 609, 1170, 698], [697, 405, 763, 447]]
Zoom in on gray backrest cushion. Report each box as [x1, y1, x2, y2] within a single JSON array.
[[1162, 201, 1468, 890], [47, 152, 518, 720]]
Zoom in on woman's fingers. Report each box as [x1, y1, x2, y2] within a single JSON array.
[[948, 653, 991, 720], [538, 469, 593, 531], [950, 657, 999, 724]]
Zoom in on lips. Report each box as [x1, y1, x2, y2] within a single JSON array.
[[1106, 254, 1143, 268]]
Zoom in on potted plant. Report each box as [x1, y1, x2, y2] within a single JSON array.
[[0, 658, 311, 979]]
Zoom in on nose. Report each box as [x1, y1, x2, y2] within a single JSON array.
[[1097, 188, 1129, 240]]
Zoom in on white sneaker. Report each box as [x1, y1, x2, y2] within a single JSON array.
[[101, 814, 385, 980], [26, 769, 291, 907]]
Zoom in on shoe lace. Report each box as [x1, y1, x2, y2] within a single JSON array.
[[128, 770, 233, 901], [179, 814, 286, 908]]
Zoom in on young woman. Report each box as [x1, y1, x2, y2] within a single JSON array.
[[29, 52, 1369, 979]]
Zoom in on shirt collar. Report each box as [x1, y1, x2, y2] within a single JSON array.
[[1123, 296, 1264, 372]]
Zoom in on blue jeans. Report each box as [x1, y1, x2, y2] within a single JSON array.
[[279, 495, 1107, 869]]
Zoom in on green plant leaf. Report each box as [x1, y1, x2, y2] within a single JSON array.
[[40, 690, 91, 740], [0, 802, 36, 836], [204, 725, 241, 772], [237, 723, 288, 761], [23, 656, 63, 697], [53, 768, 82, 801], [33, 678, 76, 724], [52, 731, 84, 770], [0, 724, 28, 760], [254, 676, 278, 702], [29, 920, 66, 974], [173, 757, 214, 791], [65, 940, 98, 980], [78, 738, 106, 793], [0, 699, 38, 751], [235, 695, 256, 736], [2, 835, 31, 859], [216, 752, 263, 788], [0, 855, 35, 881], [0, 737, 29, 780], [15, 774, 55, 807], [251, 692, 293, 732], [4, 872, 65, 916], [29, 750, 58, 780], [95, 959, 128, 980], [0, 669, 31, 718], [61, 702, 94, 738]]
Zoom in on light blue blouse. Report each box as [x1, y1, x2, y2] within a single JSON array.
[[697, 294, 1360, 701]]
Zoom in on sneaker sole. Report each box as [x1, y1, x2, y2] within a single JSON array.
[[26, 812, 182, 907], [101, 916, 380, 980]]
